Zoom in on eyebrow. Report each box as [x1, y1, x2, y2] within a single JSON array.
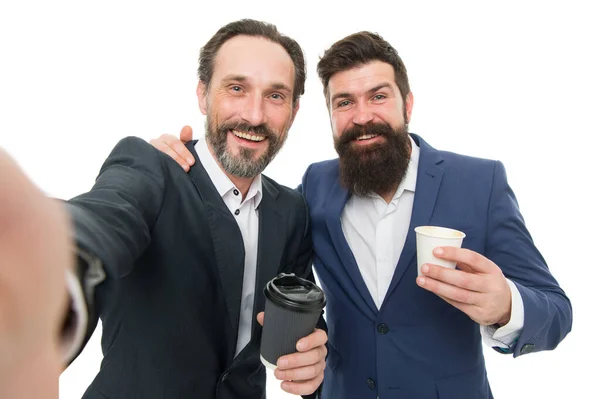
[[222, 74, 248, 84], [330, 82, 394, 105], [221, 75, 292, 94]]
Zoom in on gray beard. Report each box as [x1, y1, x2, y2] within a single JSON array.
[[204, 119, 279, 179]]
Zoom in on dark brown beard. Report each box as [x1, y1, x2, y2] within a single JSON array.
[[334, 122, 411, 197]]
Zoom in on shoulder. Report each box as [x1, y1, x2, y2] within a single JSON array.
[[305, 158, 340, 176], [415, 135, 498, 176], [262, 175, 306, 207], [440, 150, 497, 170], [109, 136, 155, 154], [262, 175, 309, 230]]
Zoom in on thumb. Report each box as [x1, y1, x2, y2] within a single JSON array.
[[256, 312, 265, 326], [180, 125, 194, 143]]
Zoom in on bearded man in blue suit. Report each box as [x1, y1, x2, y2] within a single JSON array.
[[153, 31, 572, 399], [299, 31, 571, 399]]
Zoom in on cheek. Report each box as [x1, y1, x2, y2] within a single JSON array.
[[376, 105, 405, 126], [331, 114, 349, 138], [211, 99, 239, 123], [265, 107, 293, 131]]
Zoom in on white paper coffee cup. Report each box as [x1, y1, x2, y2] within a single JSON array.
[[415, 226, 466, 276]]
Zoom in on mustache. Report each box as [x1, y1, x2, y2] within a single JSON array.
[[218, 121, 277, 141], [337, 122, 396, 146]]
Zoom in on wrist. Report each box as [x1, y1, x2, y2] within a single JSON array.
[[496, 300, 512, 327]]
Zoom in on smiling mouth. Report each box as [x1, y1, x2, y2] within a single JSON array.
[[354, 133, 380, 141], [231, 129, 267, 142]]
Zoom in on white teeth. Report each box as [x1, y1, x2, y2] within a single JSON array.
[[357, 134, 378, 140], [232, 130, 266, 142]]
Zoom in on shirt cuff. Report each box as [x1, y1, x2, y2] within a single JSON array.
[[481, 278, 524, 349], [60, 269, 88, 364]]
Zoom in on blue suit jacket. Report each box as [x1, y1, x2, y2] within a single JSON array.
[[300, 134, 572, 399]]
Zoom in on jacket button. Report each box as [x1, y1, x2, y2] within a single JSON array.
[[377, 323, 389, 334], [366, 378, 376, 389]]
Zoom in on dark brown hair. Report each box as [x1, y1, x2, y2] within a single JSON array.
[[317, 32, 410, 106], [198, 19, 306, 105]]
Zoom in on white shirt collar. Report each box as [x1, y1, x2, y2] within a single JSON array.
[[195, 136, 263, 209]]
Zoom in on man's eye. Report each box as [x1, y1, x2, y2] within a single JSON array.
[[231, 86, 242, 92], [338, 100, 350, 107], [373, 94, 386, 100]]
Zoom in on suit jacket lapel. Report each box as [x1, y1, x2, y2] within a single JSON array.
[[185, 141, 245, 359], [325, 178, 378, 317], [384, 134, 445, 302], [251, 179, 284, 339]]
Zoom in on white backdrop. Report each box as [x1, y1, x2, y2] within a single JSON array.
[[1, 1, 598, 398]]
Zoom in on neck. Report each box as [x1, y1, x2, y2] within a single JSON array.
[[206, 144, 255, 200], [377, 185, 399, 204]]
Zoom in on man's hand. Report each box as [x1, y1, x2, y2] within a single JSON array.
[[257, 312, 327, 396], [0, 149, 73, 398], [416, 246, 512, 326], [149, 125, 195, 171]]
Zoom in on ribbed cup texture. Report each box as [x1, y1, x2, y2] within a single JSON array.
[[260, 298, 321, 366]]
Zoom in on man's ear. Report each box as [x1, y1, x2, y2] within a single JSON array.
[[197, 81, 208, 115], [405, 91, 414, 123]]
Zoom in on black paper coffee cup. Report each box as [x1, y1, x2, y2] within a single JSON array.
[[260, 273, 326, 369]]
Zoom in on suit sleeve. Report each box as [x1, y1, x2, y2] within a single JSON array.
[[63, 136, 166, 361], [67, 136, 166, 278], [485, 160, 572, 357]]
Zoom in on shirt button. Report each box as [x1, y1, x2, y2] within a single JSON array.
[[234, 209, 240, 215], [377, 323, 389, 335], [366, 378, 376, 389], [233, 189, 239, 196]]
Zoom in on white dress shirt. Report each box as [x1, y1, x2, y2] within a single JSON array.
[[341, 136, 524, 348], [196, 137, 262, 356]]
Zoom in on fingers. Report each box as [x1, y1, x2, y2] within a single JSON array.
[[165, 133, 195, 165], [149, 133, 195, 171], [279, 368, 324, 395], [274, 334, 327, 396], [420, 263, 486, 293], [150, 139, 189, 171], [416, 259, 512, 325], [180, 125, 194, 142], [274, 355, 326, 381], [277, 342, 327, 370], [296, 328, 327, 353], [433, 247, 493, 273], [436, 294, 478, 317], [417, 272, 482, 305], [256, 312, 264, 326]]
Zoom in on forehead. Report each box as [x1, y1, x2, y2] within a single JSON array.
[[328, 61, 397, 97], [212, 35, 295, 88]]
